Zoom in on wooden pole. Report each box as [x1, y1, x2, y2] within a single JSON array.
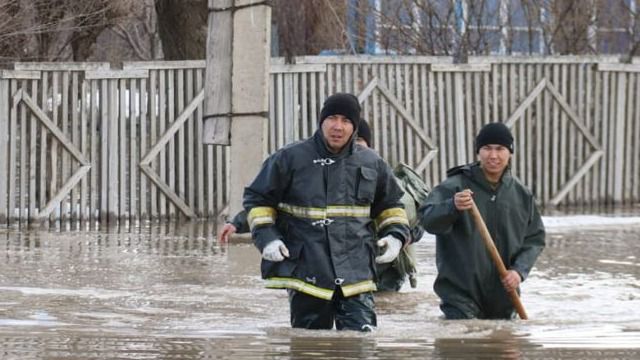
[[469, 201, 529, 320]]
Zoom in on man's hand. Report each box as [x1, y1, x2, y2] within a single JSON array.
[[454, 189, 474, 211], [501, 270, 522, 292], [218, 223, 237, 243], [262, 239, 290, 262], [375, 235, 402, 264]]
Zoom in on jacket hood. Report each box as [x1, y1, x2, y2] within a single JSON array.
[[446, 162, 513, 190], [446, 162, 476, 177]]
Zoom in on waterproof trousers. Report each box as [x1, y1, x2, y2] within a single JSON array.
[[440, 301, 516, 320], [288, 289, 376, 331]]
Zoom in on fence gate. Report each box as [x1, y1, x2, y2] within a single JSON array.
[[357, 77, 438, 173], [504, 77, 603, 205], [0, 62, 226, 226], [1, 67, 102, 225], [12, 87, 92, 219]]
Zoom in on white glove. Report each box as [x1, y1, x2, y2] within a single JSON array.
[[375, 235, 402, 264], [262, 239, 290, 262]]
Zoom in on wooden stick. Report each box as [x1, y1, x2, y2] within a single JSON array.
[[469, 201, 529, 320]]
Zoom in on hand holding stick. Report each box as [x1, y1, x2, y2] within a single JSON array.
[[468, 200, 529, 320]]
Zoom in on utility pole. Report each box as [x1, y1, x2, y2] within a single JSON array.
[[203, 0, 271, 219]]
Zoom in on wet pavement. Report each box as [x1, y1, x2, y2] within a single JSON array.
[[0, 216, 639, 359]]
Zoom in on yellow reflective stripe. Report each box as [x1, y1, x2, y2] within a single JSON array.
[[341, 280, 377, 297], [265, 277, 334, 300], [375, 207, 410, 229], [327, 206, 370, 217], [277, 203, 370, 219], [248, 207, 277, 230], [277, 203, 327, 219]]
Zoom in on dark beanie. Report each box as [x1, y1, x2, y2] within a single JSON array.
[[475, 122, 514, 153], [319, 93, 361, 129], [357, 120, 372, 147]]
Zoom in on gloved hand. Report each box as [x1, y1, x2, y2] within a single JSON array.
[[262, 239, 290, 262], [375, 235, 402, 264]]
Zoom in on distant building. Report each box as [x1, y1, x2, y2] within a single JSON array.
[[347, 0, 638, 56]]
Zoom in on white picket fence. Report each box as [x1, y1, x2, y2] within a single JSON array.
[[1, 56, 639, 225]]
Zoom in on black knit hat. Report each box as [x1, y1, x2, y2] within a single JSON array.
[[475, 122, 514, 153], [319, 93, 361, 129], [357, 120, 372, 147]]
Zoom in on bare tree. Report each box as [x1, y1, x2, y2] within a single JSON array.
[[2, 0, 638, 63], [362, 0, 495, 60], [272, 0, 354, 60], [154, 0, 207, 60], [349, 0, 638, 58], [0, 0, 135, 63], [108, 0, 164, 61], [542, 0, 595, 54], [517, 0, 547, 54], [600, 0, 640, 59]]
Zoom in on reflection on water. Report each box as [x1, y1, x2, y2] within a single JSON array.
[[0, 220, 639, 359]]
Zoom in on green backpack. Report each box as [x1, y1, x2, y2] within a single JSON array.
[[393, 163, 430, 226], [391, 163, 430, 288]]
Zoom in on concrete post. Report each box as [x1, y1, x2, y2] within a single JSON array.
[[204, 0, 232, 146], [204, 0, 271, 219]]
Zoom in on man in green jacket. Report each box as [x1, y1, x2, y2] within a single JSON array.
[[419, 122, 545, 319]]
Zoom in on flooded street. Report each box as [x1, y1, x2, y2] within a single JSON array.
[[1, 215, 639, 359]]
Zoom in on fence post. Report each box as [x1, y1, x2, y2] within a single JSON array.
[[613, 72, 626, 203], [108, 78, 119, 223], [454, 72, 467, 164], [0, 76, 8, 224]]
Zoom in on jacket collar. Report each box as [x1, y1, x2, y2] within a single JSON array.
[[447, 162, 513, 191]]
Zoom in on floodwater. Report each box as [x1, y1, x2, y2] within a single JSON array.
[[0, 216, 639, 359]]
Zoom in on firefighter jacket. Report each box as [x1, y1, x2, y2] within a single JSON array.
[[243, 130, 411, 300], [229, 210, 249, 234], [419, 162, 545, 318]]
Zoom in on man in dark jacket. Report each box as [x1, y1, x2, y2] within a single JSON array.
[[419, 122, 545, 320], [220, 120, 424, 292], [243, 93, 411, 331]]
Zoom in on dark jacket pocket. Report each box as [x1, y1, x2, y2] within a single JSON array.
[[357, 167, 378, 203], [261, 241, 303, 279]]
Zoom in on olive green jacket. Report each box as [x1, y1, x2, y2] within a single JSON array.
[[419, 162, 545, 317]]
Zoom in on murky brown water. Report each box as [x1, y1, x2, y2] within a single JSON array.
[[0, 217, 639, 359]]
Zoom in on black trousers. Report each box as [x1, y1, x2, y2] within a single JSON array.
[[288, 289, 377, 331]]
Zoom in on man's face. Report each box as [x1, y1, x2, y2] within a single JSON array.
[[477, 144, 511, 178], [321, 114, 355, 153]]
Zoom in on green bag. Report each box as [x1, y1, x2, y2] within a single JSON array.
[[393, 163, 430, 228], [391, 163, 430, 288]]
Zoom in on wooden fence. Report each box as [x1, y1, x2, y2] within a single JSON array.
[[0, 61, 225, 226], [1, 56, 639, 226]]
